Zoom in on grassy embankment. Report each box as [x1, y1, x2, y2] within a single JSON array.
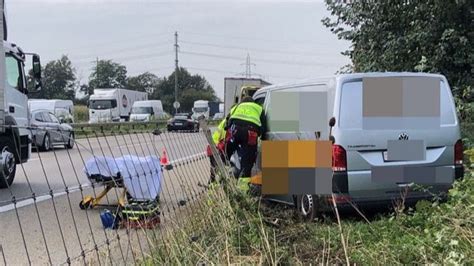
[[146, 124, 474, 264]]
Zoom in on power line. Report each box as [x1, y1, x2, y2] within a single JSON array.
[[180, 40, 326, 58], [179, 30, 323, 46], [180, 50, 326, 67], [59, 31, 174, 54], [75, 50, 172, 65], [72, 40, 172, 60], [186, 66, 305, 80], [127, 66, 174, 76]]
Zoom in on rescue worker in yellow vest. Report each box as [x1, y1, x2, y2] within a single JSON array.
[[225, 96, 267, 179], [206, 118, 227, 183]]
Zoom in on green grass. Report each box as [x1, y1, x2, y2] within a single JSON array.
[[73, 105, 89, 123], [72, 121, 167, 139], [148, 170, 473, 264]]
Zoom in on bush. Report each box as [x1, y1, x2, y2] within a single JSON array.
[[74, 105, 89, 123]]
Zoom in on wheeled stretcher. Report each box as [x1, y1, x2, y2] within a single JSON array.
[[80, 155, 163, 210]]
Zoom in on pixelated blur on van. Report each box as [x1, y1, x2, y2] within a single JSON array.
[[253, 72, 463, 216]]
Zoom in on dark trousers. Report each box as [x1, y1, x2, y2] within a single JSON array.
[[225, 125, 258, 178]]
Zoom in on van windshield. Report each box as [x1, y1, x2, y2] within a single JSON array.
[[194, 107, 208, 112], [132, 106, 153, 114], [339, 80, 456, 129], [90, 100, 117, 110]]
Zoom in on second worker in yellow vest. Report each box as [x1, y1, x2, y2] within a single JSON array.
[[207, 118, 227, 183], [225, 96, 267, 178]]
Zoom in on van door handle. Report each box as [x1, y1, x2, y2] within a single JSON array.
[[9, 106, 14, 113]]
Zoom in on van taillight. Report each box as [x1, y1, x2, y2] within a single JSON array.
[[454, 139, 463, 165], [332, 145, 347, 171]]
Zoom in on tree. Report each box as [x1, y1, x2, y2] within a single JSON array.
[[29, 55, 77, 100], [126, 72, 161, 95], [150, 67, 218, 112], [322, 0, 473, 92], [87, 59, 127, 95]]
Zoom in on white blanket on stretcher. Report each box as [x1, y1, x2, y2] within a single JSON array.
[[84, 155, 162, 201]]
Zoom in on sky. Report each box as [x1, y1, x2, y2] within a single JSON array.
[[6, 0, 350, 100]]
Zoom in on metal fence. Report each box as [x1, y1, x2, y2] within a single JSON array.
[[0, 121, 224, 265]]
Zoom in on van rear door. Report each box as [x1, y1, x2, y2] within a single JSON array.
[[336, 75, 461, 201]]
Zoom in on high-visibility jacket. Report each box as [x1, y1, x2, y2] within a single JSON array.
[[212, 119, 227, 145], [228, 102, 263, 127], [237, 177, 251, 192]]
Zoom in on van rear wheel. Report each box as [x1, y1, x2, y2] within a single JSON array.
[[295, 194, 320, 222]]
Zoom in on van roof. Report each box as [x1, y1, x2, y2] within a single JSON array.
[[255, 72, 446, 96]]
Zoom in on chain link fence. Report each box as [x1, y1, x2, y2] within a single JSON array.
[[0, 121, 224, 265]]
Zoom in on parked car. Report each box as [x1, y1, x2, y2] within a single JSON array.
[[253, 72, 464, 220], [167, 113, 199, 132], [31, 110, 75, 151]]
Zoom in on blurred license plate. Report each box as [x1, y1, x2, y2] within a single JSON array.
[[383, 151, 388, 161], [175, 123, 182, 126]]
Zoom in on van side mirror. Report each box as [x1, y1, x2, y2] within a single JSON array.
[[28, 54, 42, 92], [329, 117, 336, 127]]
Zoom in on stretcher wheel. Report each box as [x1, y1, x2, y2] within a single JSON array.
[[79, 197, 93, 209]]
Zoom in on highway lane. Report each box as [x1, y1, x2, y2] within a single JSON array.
[[0, 130, 209, 205], [0, 130, 215, 265]]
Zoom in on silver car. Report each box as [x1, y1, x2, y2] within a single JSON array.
[[254, 72, 464, 219], [31, 110, 75, 151]]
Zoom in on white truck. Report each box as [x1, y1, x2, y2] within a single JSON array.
[[0, 0, 43, 188], [130, 100, 166, 122], [223, 77, 271, 116], [88, 88, 147, 123], [28, 99, 74, 123], [192, 100, 209, 120]]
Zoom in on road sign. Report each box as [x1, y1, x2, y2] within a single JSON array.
[[173, 101, 180, 109]]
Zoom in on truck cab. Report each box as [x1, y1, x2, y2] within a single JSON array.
[[88, 90, 119, 123], [0, 41, 42, 188], [192, 100, 209, 120]]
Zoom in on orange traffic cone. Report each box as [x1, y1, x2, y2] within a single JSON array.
[[160, 148, 173, 170]]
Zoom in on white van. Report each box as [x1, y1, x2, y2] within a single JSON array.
[[28, 99, 74, 123], [254, 72, 464, 219], [130, 100, 164, 122]]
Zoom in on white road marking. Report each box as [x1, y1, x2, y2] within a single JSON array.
[[0, 183, 90, 213]]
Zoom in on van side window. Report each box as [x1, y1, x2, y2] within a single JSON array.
[[5, 55, 24, 91]]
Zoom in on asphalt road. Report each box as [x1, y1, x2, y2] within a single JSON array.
[[0, 130, 214, 265]]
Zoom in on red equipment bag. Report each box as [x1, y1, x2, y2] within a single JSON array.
[[206, 145, 212, 156], [247, 130, 258, 146]]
